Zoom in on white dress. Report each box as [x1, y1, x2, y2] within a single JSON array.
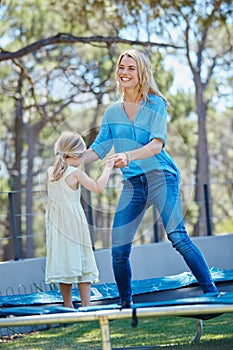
[[45, 166, 99, 284]]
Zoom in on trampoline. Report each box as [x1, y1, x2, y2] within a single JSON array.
[[1, 267, 233, 350]]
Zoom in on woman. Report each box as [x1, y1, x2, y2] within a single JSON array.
[[85, 49, 218, 307]]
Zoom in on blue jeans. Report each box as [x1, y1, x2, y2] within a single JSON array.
[[112, 170, 218, 303]]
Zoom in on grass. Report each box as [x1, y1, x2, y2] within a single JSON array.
[[1, 313, 233, 349]]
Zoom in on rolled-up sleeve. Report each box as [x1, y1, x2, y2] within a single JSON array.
[[90, 115, 113, 159], [149, 97, 167, 147]]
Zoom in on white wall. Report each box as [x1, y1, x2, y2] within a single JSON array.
[[0, 234, 232, 295], [96, 233, 233, 282]]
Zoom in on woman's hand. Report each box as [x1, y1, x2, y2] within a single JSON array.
[[109, 153, 128, 168]]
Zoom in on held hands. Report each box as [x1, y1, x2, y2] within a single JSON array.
[[105, 157, 115, 169], [108, 153, 129, 168]]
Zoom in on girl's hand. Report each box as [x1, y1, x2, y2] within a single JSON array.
[[105, 158, 115, 169], [109, 153, 128, 168]]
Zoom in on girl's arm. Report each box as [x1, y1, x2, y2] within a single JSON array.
[[74, 158, 114, 194]]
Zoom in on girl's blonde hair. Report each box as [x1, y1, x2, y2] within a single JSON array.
[[49, 131, 86, 182], [115, 49, 168, 104]]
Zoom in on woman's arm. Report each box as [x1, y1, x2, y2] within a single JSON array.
[[82, 148, 100, 164], [112, 138, 163, 168]]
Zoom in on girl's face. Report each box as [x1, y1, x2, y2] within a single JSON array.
[[117, 55, 139, 91]]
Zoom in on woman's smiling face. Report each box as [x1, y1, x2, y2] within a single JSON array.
[[117, 55, 139, 90]]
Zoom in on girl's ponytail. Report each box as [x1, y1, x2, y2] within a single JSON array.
[[50, 151, 67, 182]]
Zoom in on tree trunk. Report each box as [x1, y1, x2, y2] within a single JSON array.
[[25, 127, 38, 258], [193, 85, 213, 236], [9, 76, 24, 258]]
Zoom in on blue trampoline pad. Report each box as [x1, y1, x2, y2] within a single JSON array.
[[79, 292, 233, 312], [0, 306, 77, 317], [0, 267, 233, 319]]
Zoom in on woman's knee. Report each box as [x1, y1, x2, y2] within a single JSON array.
[[168, 231, 193, 254], [112, 243, 132, 263]]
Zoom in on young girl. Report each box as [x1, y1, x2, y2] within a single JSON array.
[[45, 131, 114, 308]]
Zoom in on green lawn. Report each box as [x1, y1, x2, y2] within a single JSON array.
[[1, 313, 233, 349]]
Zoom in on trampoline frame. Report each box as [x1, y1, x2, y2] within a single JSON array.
[[1, 303, 233, 349]]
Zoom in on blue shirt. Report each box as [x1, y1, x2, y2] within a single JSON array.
[[91, 94, 179, 180]]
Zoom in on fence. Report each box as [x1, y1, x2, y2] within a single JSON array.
[[0, 181, 232, 261]]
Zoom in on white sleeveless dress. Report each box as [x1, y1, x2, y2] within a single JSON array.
[[45, 166, 99, 284]]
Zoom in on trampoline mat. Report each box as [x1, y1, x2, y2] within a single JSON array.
[[1, 267, 233, 320]]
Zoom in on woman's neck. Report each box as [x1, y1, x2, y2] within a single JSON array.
[[124, 89, 142, 104], [124, 98, 141, 104], [124, 96, 142, 104]]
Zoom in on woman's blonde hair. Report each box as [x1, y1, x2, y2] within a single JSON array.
[[49, 131, 86, 182], [115, 49, 168, 104]]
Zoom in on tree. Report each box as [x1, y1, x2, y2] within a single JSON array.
[[0, 0, 232, 261], [118, 0, 233, 235], [0, 0, 178, 258], [172, 0, 233, 235]]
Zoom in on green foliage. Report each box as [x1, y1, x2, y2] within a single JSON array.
[[0, 0, 232, 258], [0, 178, 10, 193]]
